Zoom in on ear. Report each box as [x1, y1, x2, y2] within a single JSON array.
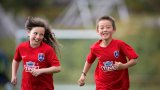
[[112, 29, 116, 33], [96, 28, 100, 35]]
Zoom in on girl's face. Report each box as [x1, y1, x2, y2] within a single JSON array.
[[97, 20, 115, 40], [28, 27, 45, 48]]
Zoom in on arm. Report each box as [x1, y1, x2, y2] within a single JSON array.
[[114, 59, 137, 70], [11, 59, 20, 86], [78, 61, 92, 86], [30, 66, 61, 77]]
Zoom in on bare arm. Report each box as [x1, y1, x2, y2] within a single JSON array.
[[114, 59, 137, 70], [124, 59, 137, 68], [82, 61, 92, 75], [11, 59, 20, 86], [30, 66, 61, 77], [78, 61, 92, 86]]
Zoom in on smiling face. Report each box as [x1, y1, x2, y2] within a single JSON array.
[[97, 20, 115, 40], [28, 27, 45, 48]]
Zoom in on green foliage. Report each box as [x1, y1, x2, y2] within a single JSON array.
[[0, 38, 15, 60], [117, 16, 160, 89], [125, 0, 160, 13], [134, 27, 160, 83], [0, 0, 67, 21]]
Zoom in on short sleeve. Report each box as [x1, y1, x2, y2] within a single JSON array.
[[120, 41, 138, 60], [46, 48, 60, 66], [86, 48, 97, 64], [14, 46, 22, 62]]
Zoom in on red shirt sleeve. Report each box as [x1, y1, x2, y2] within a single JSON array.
[[14, 46, 22, 62], [119, 40, 138, 60], [46, 48, 60, 66], [87, 48, 97, 64]]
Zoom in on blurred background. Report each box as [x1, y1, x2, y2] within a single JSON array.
[[0, 0, 160, 90]]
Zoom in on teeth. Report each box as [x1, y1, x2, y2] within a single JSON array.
[[35, 39, 39, 42], [103, 33, 108, 35], [104, 32, 109, 34]]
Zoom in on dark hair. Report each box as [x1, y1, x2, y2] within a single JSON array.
[[25, 17, 60, 54], [96, 16, 116, 30]]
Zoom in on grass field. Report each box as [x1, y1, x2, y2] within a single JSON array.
[[55, 84, 95, 90], [1, 84, 160, 90]]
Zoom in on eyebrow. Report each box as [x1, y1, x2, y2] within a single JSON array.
[[99, 25, 112, 26]]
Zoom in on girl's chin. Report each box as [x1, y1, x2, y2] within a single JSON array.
[[101, 36, 110, 39], [32, 42, 41, 45]]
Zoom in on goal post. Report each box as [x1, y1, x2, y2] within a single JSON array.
[[16, 29, 100, 44]]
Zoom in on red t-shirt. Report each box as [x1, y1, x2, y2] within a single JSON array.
[[14, 41, 60, 90], [87, 39, 138, 90]]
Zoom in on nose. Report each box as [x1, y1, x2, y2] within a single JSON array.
[[103, 28, 107, 32]]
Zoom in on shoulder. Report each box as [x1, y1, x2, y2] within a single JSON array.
[[112, 39, 126, 45], [17, 41, 29, 48], [112, 39, 124, 43], [41, 42, 54, 51], [90, 40, 101, 49], [113, 39, 133, 49], [41, 42, 57, 56]]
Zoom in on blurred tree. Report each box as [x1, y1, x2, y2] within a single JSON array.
[[0, 0, 69, 21], [125, 0, 160, 13]]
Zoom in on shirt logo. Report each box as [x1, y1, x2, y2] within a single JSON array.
[[114, 50, 119, 58], [26, 61, 35, 66], [22, 56, 26, 58], [101, 61, 116, 72], [24, 61, 39, 72], [104, 61, 113, 67], [38, 53, 45, 62]]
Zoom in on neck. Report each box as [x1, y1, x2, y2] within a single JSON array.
[[30, 43, 41, 48], [100, 38, 112, 47]]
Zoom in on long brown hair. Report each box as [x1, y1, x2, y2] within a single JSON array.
[[25, 17, 60, 54]]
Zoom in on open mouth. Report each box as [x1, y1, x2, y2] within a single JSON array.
[[34, 39, 40, 42], [102, 32, 109, 36]]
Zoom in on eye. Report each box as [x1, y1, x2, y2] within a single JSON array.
[[107, 26, 111, 29], [99, 26, 104, 29], [106, 25, 112, 29], [40, 33, 44, 36], [33, 32, 38, 35]]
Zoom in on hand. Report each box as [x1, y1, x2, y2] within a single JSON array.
[[78, 73, 86, 86], [114, 61, 126, 70], [30, 69, 42, 77], [11, 76, 17, 86]]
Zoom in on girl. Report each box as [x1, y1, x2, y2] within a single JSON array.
[[11, 17, 61, 90], [78, 16, 138, 90]]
